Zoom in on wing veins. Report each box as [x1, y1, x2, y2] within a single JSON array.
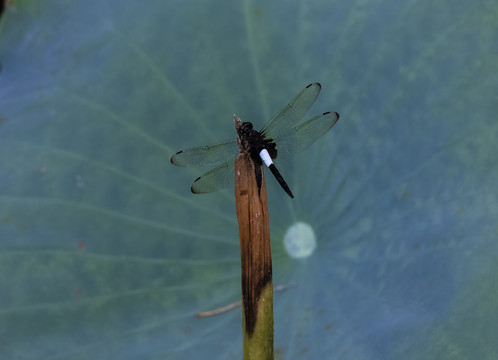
[[260, 82, 322, 139], [191, 162, 235, 194], [170, 139, 238, 167], [271, 111, 339, 161]]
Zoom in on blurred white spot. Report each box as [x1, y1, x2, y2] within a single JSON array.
[[75, 174, 85, 188], [283, 222, 316, 258]]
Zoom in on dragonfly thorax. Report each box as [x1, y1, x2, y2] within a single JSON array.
[[237, 121, 277, 164]]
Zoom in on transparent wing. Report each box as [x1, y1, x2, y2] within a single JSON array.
[[272, 111, 339, 160], [260, 82, 322, 139], [190, 160, 236, 194], [170, 139, 239, 167]]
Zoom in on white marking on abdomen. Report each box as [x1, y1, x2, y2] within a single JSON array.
[[259, 149, 273, 167]]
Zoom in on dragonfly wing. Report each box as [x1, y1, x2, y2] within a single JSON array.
[[191, 161, 236, 194], [170, 139, 239, 167], [272, 111, 339, 160], [260, 83, 322, 139]]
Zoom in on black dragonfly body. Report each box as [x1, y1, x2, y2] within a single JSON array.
[[170, 82, 339, 198], [233, 116, 294, 197]]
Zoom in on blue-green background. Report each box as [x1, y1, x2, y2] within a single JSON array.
[[1, 1, 497, 359]]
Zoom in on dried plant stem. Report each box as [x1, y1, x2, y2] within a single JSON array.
[[234, 154, 274, 360]]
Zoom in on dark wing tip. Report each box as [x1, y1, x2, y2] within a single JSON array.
[[190, 177, 201, 194], [170, 150, 183, 165], [306, 82, 321, 89], [324, 111, 340, 120]]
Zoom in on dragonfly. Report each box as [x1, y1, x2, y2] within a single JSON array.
[[170, 82, 339, 198]]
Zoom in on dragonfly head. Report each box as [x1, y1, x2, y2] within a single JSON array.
[[238, 121, 253, 134], [237, 121, 259, 144]]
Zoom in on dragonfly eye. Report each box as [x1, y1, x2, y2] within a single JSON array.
[[241, 122, 253, 131]]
